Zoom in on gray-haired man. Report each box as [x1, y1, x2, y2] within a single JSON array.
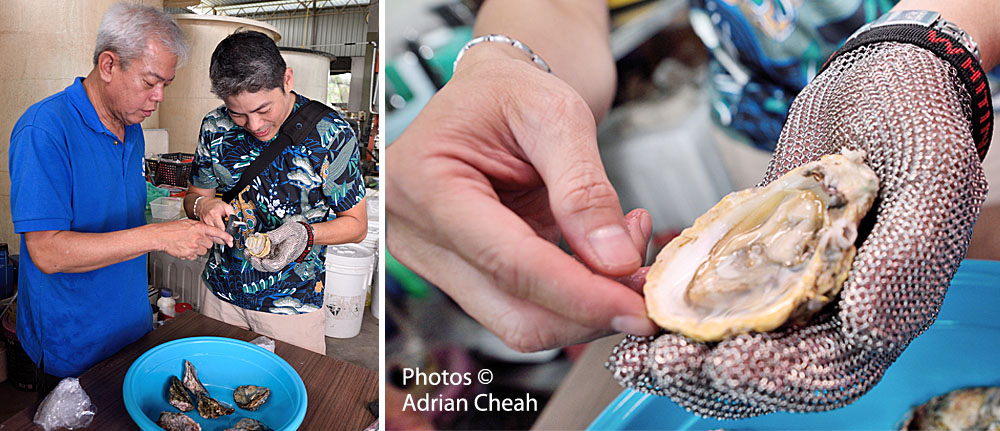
[[8, 3, 231, 394]]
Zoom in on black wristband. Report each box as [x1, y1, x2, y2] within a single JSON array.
[[819, 24, 993, 160], [294, 221, 314, 263]]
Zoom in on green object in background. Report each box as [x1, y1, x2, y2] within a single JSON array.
[[386, 251, 430, 298], [424, 26, 474, 84], [145, 181, 169, 209]]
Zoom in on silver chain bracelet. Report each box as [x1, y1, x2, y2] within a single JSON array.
[[192, 195, 205, 220], [453, 34, 552, 74]]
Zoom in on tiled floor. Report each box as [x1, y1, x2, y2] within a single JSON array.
[[0, 309, 380, 424]]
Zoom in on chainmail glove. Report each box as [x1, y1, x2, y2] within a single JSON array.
[[608, 41, 990, 418], [248, 221, 314, 273]]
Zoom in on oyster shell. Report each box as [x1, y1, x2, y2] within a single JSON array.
[[245, 233, 271, 258], [197, 392, 235, 419], [233, 384, 271, 411], [183, 360, 208, 396], [168, 375, 194, 412], [157, 411, 201, 431], [645, 151, 878, 341], [226, 418, 273, 431], [900, 386, 1000, 430]]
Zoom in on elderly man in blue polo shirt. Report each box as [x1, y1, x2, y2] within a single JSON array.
[[8, 4, 232, 392]]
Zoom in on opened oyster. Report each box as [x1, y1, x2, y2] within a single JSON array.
[[197, 392, 235, 419], [183, 360, 208, 396], [645, 151, 878, 341], [226, 418, 273, 431], [245, 233, 271, 258], [157, 412, 201, 431], [233, 384, 271, 411], [168, 376, 194, 412]]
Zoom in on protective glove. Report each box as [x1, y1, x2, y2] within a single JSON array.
[[248, 221, 314, 273], [608, 41, 990, 418]]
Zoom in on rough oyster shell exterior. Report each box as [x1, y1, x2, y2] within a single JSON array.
[[183, 360, 208, 396], [226, 418, 273, 431], [168, 375, 194, 412], [196, 392, 235, 419], [233, 384, 271, 411], [157, 411, 202, 431]]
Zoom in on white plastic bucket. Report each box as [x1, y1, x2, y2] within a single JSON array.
[[360, 218, 380, 300], [364, 190, 380, 319], [371, 253, 381, 320], [324, 244, 375, 338]]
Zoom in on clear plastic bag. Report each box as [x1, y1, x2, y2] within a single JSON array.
[[250, 335, 275, 352], [33, 377, 96, 431]]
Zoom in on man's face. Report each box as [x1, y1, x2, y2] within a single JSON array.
[[107, 40, 177, 126], [223, 69, 294, 142]]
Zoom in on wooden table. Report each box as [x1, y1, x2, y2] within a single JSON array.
[[1, 311, 378, 430]]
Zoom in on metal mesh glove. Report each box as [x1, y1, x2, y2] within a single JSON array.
[[607, 42, 989, 418], [249, 221, 314, 273]]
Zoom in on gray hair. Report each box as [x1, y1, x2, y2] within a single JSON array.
[[92, 3, 188, 68]]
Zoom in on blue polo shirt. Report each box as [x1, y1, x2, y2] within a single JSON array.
[[9, 77, 151, 377]]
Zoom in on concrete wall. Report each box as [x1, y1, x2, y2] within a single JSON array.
[[0, 0, 163, 252]]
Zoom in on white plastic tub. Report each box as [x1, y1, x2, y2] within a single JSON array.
[[150, 196, 183, 220]]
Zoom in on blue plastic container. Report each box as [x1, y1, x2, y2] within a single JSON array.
[[123, 336, 307, 431], [589, 259, 1000, 430]]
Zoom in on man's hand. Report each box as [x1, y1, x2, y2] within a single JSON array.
[[608, 42, 989, 418], [193, 196, 236, 231], [152, 219, 233, 260], [387, 44, 657, 353], [248, 221, 312, 272]]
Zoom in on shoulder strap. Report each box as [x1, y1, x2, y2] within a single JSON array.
[[222, 100, 333, 203]]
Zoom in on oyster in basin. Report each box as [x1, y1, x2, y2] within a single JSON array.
[[182, 360, 208, 396], [197, 392, 235, 419], [645, 150, 878, 341], [233, 384, 270, 411], [168, 375, 194, 412], [157, 411, 201, 431], [226, 418, 274, 431]]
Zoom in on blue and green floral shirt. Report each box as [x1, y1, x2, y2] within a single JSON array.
[[192, 93, 365, 314], [691, 0, 1000, 151]]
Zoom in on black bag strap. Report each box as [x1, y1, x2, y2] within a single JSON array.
[[222, 100, 332, 203]]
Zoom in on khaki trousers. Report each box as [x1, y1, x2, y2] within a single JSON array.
[[198, 281, 327, 355]]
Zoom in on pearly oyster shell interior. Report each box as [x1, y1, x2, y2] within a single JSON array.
[[644, 150, 879, 341]]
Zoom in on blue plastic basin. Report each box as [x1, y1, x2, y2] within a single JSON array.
[[589, 259, 1000, 430], [123, 336, 307, 431]]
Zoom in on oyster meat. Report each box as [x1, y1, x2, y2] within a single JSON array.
[[168, 375, 194, 412], [900, 386, 1000, 430], [245, 233, 271, 258], [197, 392, 235, 419], [233, 384, 271, 411], [645, 151, 878, 341], [157, 412, 201, 431], [226, 418, 273, 431], [183, 360, 208, 396]]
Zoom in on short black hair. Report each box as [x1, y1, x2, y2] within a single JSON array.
[[209, 30, 286, 100]]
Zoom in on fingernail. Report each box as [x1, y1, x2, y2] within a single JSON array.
[[588, 224, 640, 268], [612, 315, 657, 335]]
